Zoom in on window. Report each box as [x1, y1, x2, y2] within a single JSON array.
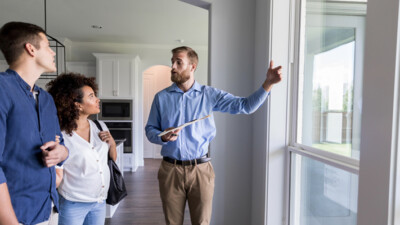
[[289, 0, 366, 224], [296, 5, 366, 160], [290, 154, 358, 225]]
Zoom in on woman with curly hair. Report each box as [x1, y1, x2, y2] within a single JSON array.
[[47, 73, 117, 225]]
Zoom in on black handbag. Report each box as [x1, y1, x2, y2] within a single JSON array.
[[93, 120, 128, 205]]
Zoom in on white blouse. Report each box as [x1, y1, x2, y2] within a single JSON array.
[[58, 120, 110, 203]]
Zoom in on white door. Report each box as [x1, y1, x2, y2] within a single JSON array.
[[143, 65, 172, 158], [143, 73, 155, 158]]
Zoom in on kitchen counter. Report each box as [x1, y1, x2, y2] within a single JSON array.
[[115, 138, 126, 146]]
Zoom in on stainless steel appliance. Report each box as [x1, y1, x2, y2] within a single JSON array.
[[98, 99, 132, 120], [104, 122, 132, 153]]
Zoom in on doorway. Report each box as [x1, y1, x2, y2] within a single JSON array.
[[143, 65, 172, 158]]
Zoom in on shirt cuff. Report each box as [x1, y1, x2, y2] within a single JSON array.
[[258, 85, 271, 96], [158, 135, 169, 145], [0, 168, 6, 184]]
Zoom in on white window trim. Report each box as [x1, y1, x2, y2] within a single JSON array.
[[356, 0, 400, 224], [288, 146, 359, 174], [289, 0, 365, 170], [288, 0, 362, 174], [281, 0, 400, 225]]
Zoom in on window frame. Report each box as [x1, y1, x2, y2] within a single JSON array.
[[267, 0, 400, 224], [289, 0, 366, 169], [287, 0, 367, 224]]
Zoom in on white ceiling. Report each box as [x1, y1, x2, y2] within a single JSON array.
[[0, 0, 208, 46]]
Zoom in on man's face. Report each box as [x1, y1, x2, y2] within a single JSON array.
[[171, 51, 193, 84], [35, 32, 56, 73]]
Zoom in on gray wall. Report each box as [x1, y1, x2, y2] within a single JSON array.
[[209, 0, 288, 224], [252, 0, 271, 224], [208, 0, 257, 224]]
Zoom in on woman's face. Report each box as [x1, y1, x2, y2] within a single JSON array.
[[77, 85, 100, 116]]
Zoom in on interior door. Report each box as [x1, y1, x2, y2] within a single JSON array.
[[143, 65, 172, 158], [143, 73, 156, 158]]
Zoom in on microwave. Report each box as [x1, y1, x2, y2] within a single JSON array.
[[98, 99, 132, 120]]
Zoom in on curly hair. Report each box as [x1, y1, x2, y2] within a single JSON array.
[[46, 73, 98, 135]]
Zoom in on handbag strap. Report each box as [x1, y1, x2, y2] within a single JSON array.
[[93, 120, 113, 161], [93, 120, 103, 131]]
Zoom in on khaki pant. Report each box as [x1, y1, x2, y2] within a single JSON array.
[[158, 160, 215, 225]]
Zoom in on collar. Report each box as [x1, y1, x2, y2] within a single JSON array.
[[166, 81, 202, 93], [6, 69, 40, 93]]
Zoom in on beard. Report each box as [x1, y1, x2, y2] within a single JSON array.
[[171, 70, 191, 84]]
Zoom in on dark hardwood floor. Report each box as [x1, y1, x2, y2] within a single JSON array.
[[105, 159, 191, 225]]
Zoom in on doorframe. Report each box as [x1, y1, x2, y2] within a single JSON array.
[[135, 0, 211, 167]]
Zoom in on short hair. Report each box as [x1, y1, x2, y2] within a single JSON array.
[[0, 21, 45, 65], [46, 73, 98, 135], [172, 46, 198, 65]]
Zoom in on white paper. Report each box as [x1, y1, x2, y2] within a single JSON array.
[[157, 115, 211, 137]]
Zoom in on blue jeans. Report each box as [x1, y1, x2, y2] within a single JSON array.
[[58, 195, 106, 225]]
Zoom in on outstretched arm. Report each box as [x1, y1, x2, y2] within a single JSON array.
[[212, 60, 283, 114], [262, 60, 283, 92]]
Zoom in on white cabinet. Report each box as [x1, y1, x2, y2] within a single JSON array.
[[93, 53, 141, 173], [93, 53, 140, 99]]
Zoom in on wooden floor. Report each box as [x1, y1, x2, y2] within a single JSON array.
[[105, 159, 191, 225]]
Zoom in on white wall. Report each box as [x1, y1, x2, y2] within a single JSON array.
[[0, 61, 8, 72], [252, 0, 272, 224], [0, 61, 96, 90], [251, 0, 292, 225], [208, 0, 292, 224], [66, 41, 209, 86], [208, 0, 257, 224]]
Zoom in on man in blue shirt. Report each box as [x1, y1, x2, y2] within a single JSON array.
[[145, 46, 282, 225], [0, 22, 69, 225]]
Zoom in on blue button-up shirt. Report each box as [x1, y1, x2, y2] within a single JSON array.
[[0, 69, 65, 225], [145, 81, 269, 160]]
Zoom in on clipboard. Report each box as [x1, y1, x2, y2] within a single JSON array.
[[158, 115, 211, 137]]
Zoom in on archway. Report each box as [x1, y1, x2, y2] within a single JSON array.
[[142, 65, 172, 158]]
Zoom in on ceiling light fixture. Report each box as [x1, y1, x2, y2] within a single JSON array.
[[42, 0, 66, 79], [91, 25, 103, 29], [175, 39, 185, 43]]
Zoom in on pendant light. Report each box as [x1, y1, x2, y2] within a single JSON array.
[[41, 0, 66, 79]]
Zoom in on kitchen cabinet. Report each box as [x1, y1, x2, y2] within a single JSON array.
[[93, 53, 140, 99]]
